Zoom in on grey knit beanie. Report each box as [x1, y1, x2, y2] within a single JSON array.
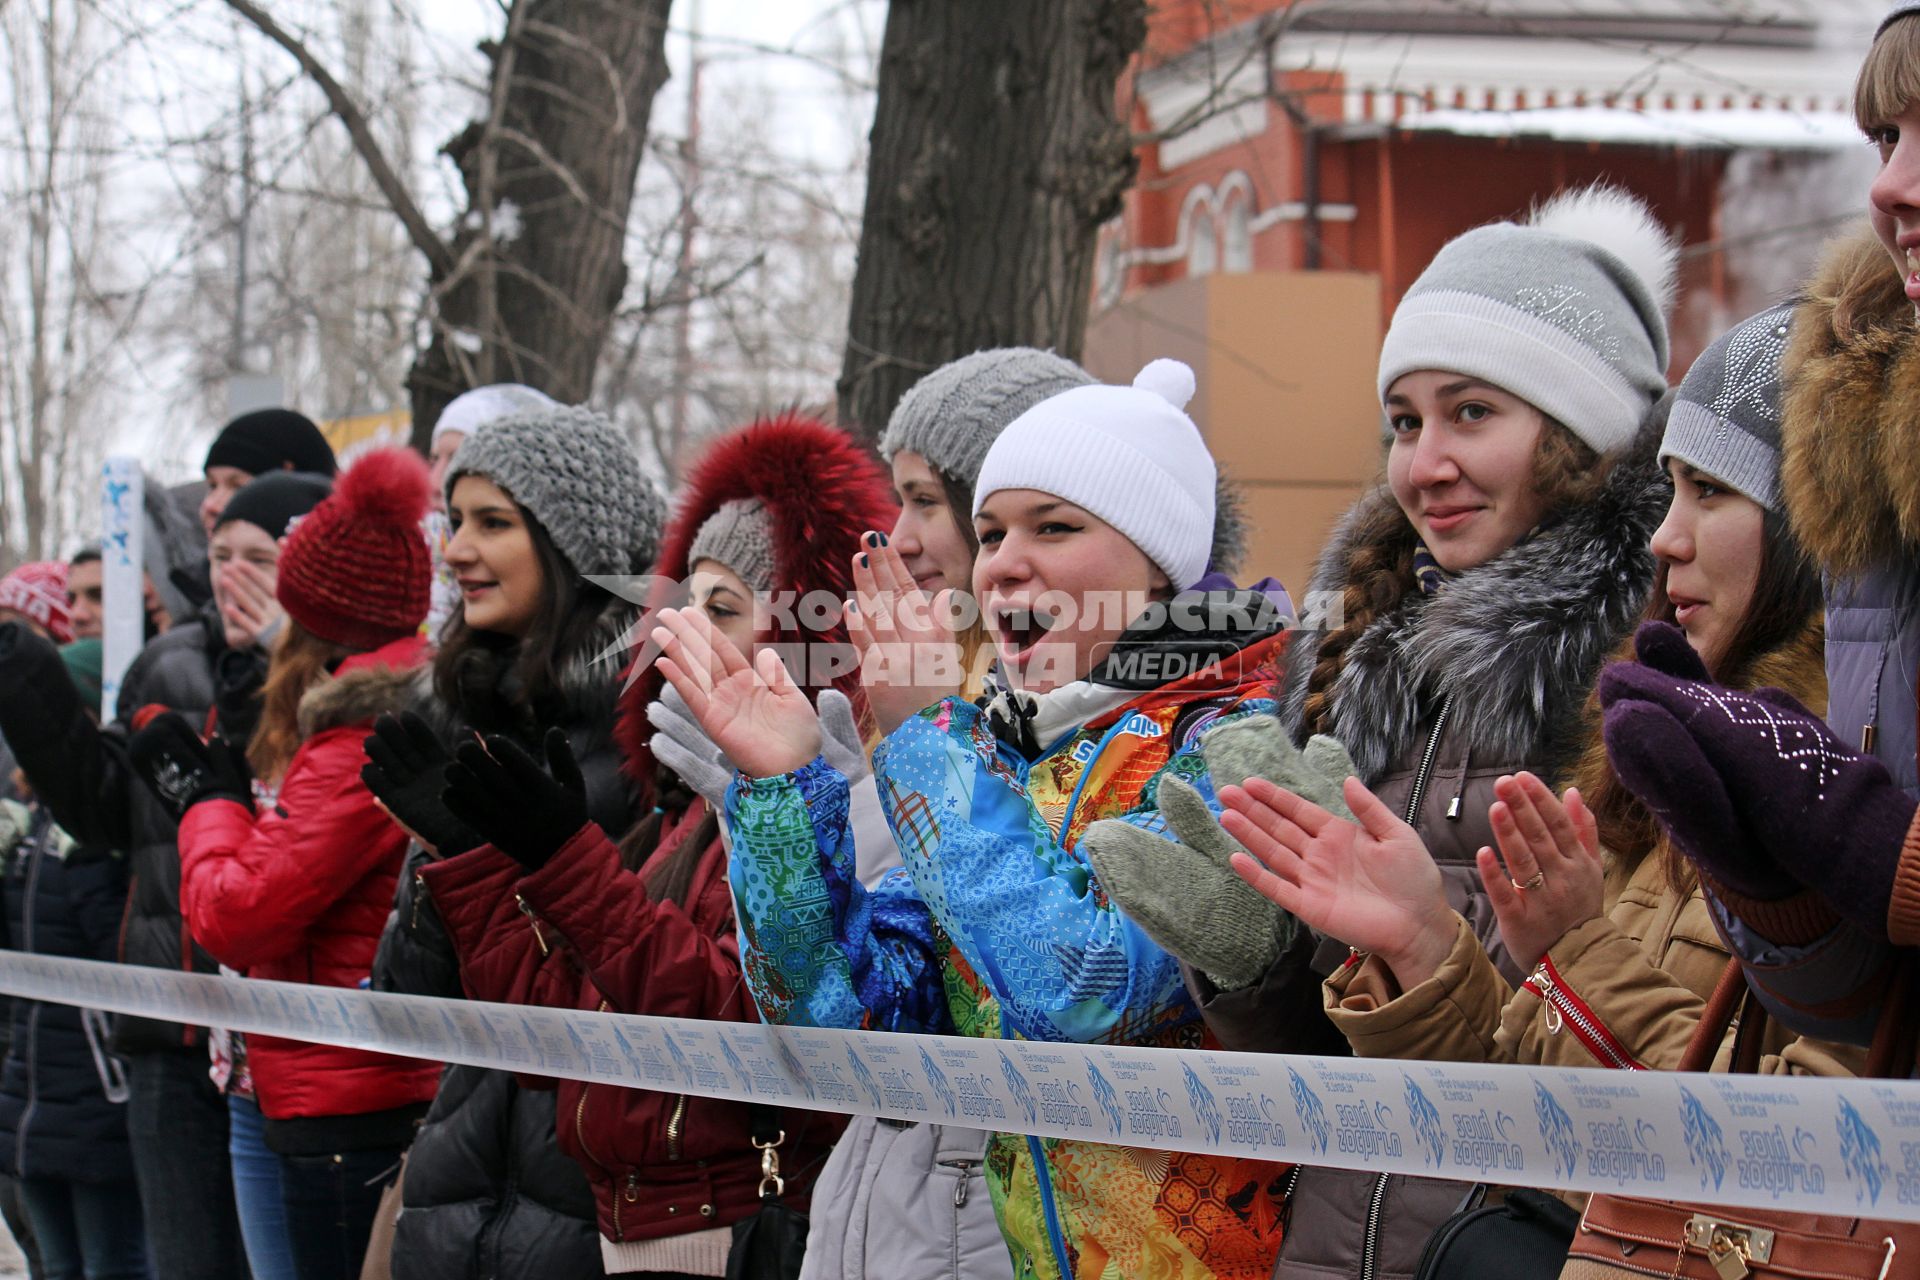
[[1882, 2, 1920, 35], [447, 405, 665, 577], [878, 347, 1096, 483], [688, 498, 776, 593], [1378, 185, 1680, 457], [1660, 304, 1793, 512]]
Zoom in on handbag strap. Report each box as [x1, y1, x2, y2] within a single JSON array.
[[1684, 950, 1920, 1079], [1678, 961, 1748, 1073]]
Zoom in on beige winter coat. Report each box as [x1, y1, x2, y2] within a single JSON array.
[[1323, 619, 1861, 1081]]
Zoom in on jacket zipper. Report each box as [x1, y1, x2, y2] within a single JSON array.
[[574, 1086, 625, 1241], [410, 871, 426, 931], [665, 1093, 687, 1161], [514, 893, 549, 957], [942, 1157, 977, 1208], [1359, 1171, 1391, 1280], [1525, 958, 1646, 1071], [1402, 694, 1456, 825]]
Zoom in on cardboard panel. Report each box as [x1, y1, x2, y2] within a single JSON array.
[[1235, 481, 1374, 609], [1204, 272, 1383, 487]]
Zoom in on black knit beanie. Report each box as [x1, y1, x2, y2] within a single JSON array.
[[215, 471, 334, 540], [203, 408, 338, 479]]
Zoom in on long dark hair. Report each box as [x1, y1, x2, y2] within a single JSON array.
[[1578, 504, 1823, 885], [615, 775, 719, 907], [432, 507, 627, 738]]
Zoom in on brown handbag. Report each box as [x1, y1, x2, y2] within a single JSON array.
[[1563, 960, 1920, 1280]]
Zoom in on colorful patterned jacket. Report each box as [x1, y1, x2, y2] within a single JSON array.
[[726, 627, 1291, 1280]]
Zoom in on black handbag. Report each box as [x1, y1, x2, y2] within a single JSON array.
[[1412, 1184, 1580, 1280], [724, 1107, 809, 1280]]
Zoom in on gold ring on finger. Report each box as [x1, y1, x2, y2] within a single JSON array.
[[1512, 872, 1545, 892]]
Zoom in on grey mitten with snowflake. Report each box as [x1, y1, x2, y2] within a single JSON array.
[[1083, 716, 1357, 990]]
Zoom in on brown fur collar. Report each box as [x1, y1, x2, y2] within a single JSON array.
[[1781, 225, 1920, 576], [296, 662, 419, 741]]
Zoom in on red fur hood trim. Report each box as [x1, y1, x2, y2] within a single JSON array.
[[616, 412, 898, 782]]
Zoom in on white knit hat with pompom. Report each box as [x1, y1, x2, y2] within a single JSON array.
[[972, 358, 1217, 589]]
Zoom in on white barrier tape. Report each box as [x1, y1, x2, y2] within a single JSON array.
[[4, 951, 1918, 1220]]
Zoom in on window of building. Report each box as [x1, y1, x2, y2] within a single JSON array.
[[1223, 196, 1253, 273], [1188, 206, 1217, 277]]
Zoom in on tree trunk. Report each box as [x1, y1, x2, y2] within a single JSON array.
[[836, 0, 1146, 439], [407, 0, 673, 447]]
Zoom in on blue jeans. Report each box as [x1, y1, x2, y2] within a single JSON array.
[[18, 1177, 148, 1280], [278, 1147, 402, 1280], [228, 1096, 296, 1280], [126, 1052, 246, 1280]]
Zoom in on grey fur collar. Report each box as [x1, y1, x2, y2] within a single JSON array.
[[1278, 398, 1670, 782]]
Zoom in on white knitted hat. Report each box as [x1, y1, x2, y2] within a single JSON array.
[[432, 383, 557, 448], [972, 358, 1216, 589]]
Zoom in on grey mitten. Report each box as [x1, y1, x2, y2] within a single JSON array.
[[1082, 717, 1358, 991], [645, 684, 731, 812], [816, 688, 872, 785]]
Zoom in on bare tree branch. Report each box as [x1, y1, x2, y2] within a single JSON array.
[[218, 0, 453, 277]]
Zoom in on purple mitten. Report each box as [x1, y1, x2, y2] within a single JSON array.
[[1600, 684, 1793, 900], [1600, 623, 1917, 935]]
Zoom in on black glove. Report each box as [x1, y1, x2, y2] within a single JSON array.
[[360, 712, 481, 858], [0, 621, 82, 738], [0, 620, 33, 666], [441, 728, 589, 871], [128, 712, 252, 822]]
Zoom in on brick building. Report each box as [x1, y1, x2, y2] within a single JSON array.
[[1084, 0, 1882, 594]]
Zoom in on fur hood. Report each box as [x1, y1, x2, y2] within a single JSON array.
[[297, 635, 430, 740], [1780, 225, 1920, 576], [1278, 397, 1671, 782], [615, 412, 897, 780]]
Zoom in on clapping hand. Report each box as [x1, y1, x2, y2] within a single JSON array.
[[1478, 772, 1605, 971], [652, 606, 821, 779], [1223, 775, 1455, 990], [846, 533, 964, 734]]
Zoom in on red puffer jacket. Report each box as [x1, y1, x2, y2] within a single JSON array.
[[178, 635, 442, 1122], [422, 804, 843, 1250]]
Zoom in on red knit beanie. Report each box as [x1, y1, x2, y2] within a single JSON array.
[[276, 447, 431, 649], [0, 561, 72, 644]]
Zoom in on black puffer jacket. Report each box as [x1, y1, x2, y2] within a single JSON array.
[[0, 800, 133, 1182], [0, 609, 250, 1054], [374, 605, 636, 1280]]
